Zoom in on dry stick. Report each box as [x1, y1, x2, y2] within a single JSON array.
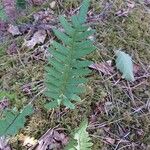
[[89, 111, 150, 130], [28, 87, 46, 105], [121, 80, 146, 90], [118, 144, 133, 150], [114, 132, 130, 150], [88, 2, 113, 22], [90, 134, 131, 147], [29, 126, 59, 150], [135, 73, 150, 80], [102, 72, 118, 83], [56, 0, 73, 15], [120, 84, 143, 104], [16, 49, 26, 68], [127, 81, 136, 106]]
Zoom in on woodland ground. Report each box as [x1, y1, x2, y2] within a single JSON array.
[[0, 0, 150, 150]]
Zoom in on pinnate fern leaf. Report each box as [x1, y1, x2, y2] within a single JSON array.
[[0, 105, 33, 136], [65, 119, 93, 150], [45, 0, 96, 109], [115, 50, 134, 81]]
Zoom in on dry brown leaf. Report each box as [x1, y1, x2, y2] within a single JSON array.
[[32, 128, 68, 150], [50, 1, 56, 9], [145, 0, 150, 5], [0, 21, 7, 32], [116, 9, 129, 17], [0, 137, 11, 150], [18, 134, 37, 148], [33, 9, 54, 23], [133, 64, 140, 74], [2, 0, 17, 22], [116, 1, 135, 17], [89, 60, 143, 80], [7, 24, 21, 36], [23, 30, 47, 49], [89, 60, 114, 75], [0, 98, 9, 110], [127, 0, 135, 9]]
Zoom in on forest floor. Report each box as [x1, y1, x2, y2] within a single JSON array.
[[0, 0, 150, 150]]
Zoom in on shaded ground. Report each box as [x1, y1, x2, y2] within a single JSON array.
[[0, 0, 150, 149]]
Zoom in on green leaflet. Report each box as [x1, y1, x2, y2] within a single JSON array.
[[63, 97, 75, 109], [53, 29, 71, 45], [78, 0, 90, 24], [65, 119, 93, 150], [0, 6, 7, 21], [76, 30, 95, 41], [59, 16, 75, 36], [49, 49, 67, 63], [0, 105, 33, 136], [52, 41, 69, 55], [76, 40, 94, 49], [73, 60, 92, 68], [115, 51, 135, 81], [71, 15, 81, 28], [45, 0, 96, 109], [45, 100, 58, 109]]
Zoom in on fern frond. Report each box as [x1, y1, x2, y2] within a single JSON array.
[[0, 105, 33, 136], [65, 119, 93, 150], [45, 0, 96, 109]]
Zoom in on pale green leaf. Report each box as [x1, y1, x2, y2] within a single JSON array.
[[115, 51, 135, 81]]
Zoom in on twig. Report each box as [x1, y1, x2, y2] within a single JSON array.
[[29, 87, 46, 105]]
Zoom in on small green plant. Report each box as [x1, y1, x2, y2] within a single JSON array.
[[0, 105, 33, 136], [65, 119, 93, 150], [45, 0, 96, 109], [0, 91, 33, 137]]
